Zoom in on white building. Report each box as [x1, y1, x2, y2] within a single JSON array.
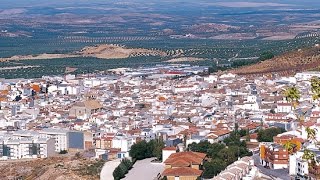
[[162, 146, 176, 162], [295, 72, 320, 81], [112, 134, 133, 157], [0, 137, 55, 160], [39, 128, 69, 152]]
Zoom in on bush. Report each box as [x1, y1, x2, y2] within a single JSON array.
[[113, 158, 133, 180], [59, 150, 68, 154]]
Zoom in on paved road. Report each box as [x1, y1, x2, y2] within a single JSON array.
[[100, 159, 121, 180], [124, 158, 164, 180], [253, 154, 290, 180]]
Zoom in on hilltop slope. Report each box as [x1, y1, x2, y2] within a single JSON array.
[[230, 45, 320, 76]]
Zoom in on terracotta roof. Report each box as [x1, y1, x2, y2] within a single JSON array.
[[162, 167, 202, 176], [163, 146, 177, 151], [164, 152, 206, 166]]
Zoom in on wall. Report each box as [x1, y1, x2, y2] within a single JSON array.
[[46, 138, 56, 157], [68, 131, 84, 149]]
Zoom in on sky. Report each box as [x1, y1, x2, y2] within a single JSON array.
[[1, 0, 319, 9]]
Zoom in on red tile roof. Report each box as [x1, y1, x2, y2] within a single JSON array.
[[164, 152, 206, 166], [163, 146, 177, 151]]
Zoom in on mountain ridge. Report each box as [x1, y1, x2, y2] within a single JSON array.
[[230, 45, 320, 76]]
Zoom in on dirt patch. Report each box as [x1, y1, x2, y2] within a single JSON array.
[[0, 44, 167, 62]]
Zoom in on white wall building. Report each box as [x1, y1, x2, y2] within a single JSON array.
[[0, 137, 55, 160], [112, 135, 133, 153], [39, 128, 69, 152]]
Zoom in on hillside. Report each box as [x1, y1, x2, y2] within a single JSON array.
[[0, 44, 167, 61], [230, 45, 320, 76]]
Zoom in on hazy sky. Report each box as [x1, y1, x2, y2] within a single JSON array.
[[1, 0, 319, 9]]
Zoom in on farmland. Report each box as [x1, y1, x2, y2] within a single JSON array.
[[0, 0, 320, 78]]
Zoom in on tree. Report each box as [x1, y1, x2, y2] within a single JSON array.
[[257, 127, 285, 142], [284, 86, 301, 109], [202, 159, 227, 179], [258, 52, 274, 61], [153, 140, 165, 160], [129, 140, 148, 160], [306, 127, 317, 145], [302, 149, 316, 164], [122, 158, 132, 170], [283, 141, 296, 154], [311, 77, 320, 101], [189, 141, 212, 153], [129, 140, 165, 161], [113, 166, 124, 180], [217, 146, 238, 165]]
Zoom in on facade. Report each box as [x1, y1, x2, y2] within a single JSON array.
[[289, 148, 320, 179], [213, 156, 256, 180], [112, 135, 133, 158], [69, 100, 102, 119], [162, 146, 177, 162], [0, 137, 55, 160], [39, 128, 69, 152], [260, 143, 289, 169]]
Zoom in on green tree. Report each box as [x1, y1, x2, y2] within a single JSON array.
[[258, 52, 274, 61], [283, 141, 295, 154], [202, 159, 227, 178], [217, 147, 238, 165], [188, 141, 212, 153], [284, 86, 301, 109], [113, 166, 124, 180], [257, 127, 285, 142], [129, 140, 149, 160], [129, 140, 165, 160], [207, 143, 226, 158], [306, 127, 317, 145], [302, 149, 316, 164], [311, 77, 320, 101]]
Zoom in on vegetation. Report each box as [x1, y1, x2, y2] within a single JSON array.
[[78, 159, 105, 178], [113, 158, 133, 180], [257, 127, 286, 142], [231, 51, 274, 68], [0, 35, 319, 79], [129, 139, 165, 161], [59, 150, 68, 154], [284, 86, 301, 108], [188, 127, 252, 179], [258, 52, 274, 61], [311, 77, 320, 101]]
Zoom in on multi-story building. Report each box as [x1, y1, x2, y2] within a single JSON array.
[[112, 134, 133, 158], [260, 143, 289, 169], [39, 128, 69, 152], [0, 137, 55, 160], [289, 147, 320, 180]]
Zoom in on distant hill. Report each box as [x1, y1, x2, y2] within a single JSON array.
[[230, 45, 320, 76]]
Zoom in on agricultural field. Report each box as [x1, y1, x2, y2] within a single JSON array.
[[0, 0, 320, 78]]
